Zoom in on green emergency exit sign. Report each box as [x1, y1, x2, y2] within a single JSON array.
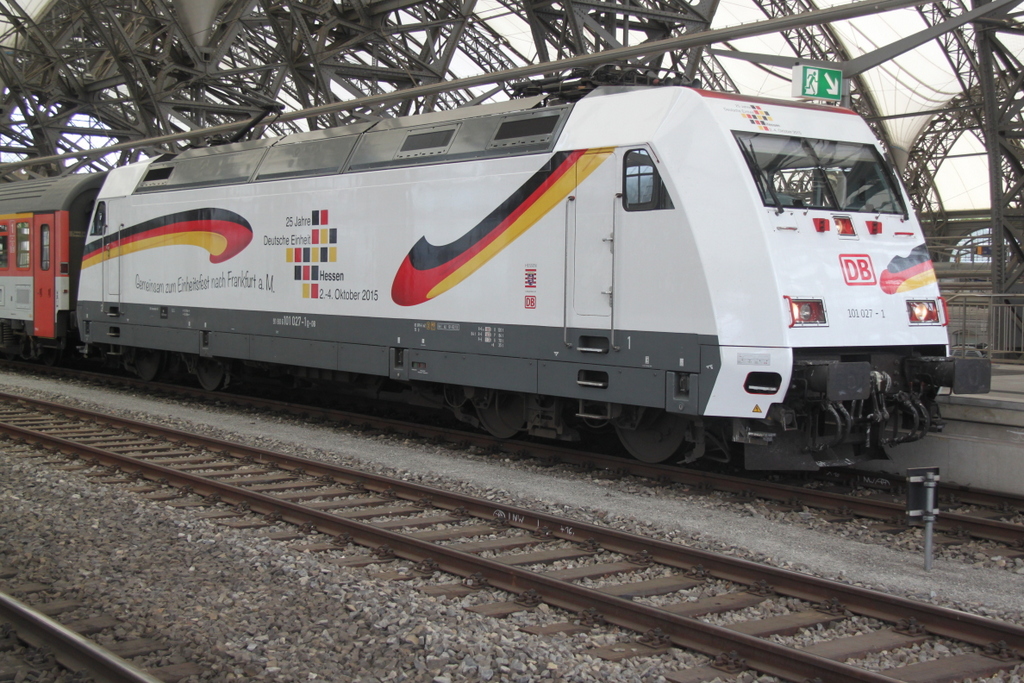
[[792, 65, 843, 101]]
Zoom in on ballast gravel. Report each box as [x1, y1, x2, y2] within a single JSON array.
[[0, 369, 1022, 683]]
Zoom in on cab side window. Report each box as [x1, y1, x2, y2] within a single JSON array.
[[91, 202, 106, 236], [623, 149, 673, 211], [15, 222, 30, 268]]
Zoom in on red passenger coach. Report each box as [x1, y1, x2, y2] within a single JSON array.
[[0, 174, 105, 361]]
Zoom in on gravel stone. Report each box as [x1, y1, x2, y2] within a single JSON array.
[[1, 369, 1024, 682]]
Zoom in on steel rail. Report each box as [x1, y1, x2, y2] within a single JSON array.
[[3, 395, 1024, 657], [662, 472, 1024, 546], [7, 372, 1024, 546], [0, 591, 163, 683], [3, 364, 1024, 545], [834, 466, 1024, 511]]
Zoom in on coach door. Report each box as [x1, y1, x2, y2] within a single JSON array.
[[32, 214, 56, 337], [571, 149, 617, 320], [13, 219, 32, 316]]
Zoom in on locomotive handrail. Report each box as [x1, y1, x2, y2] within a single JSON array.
[[563, 195, 575, 348], [609, 192, 620, 351]]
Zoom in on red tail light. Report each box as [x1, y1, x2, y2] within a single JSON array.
[[866, 220, 882, 235], [813, 218, 830, 233], [907, 300, 940, 324], [836, 216, 856, 236], [785, 297, 828, 327]]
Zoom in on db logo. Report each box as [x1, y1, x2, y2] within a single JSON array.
[[524, 295, 537, 309], [839, 254, 876, 286]]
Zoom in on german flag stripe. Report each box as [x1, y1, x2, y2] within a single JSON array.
[[893, 269, 938, 293], [391, 149, 612, 306], [82, 208, 252, 269], [879, 244, 936, 295]]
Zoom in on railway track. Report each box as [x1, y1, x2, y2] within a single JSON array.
[[4, 360, 1024, 553], [1, 391, 1022, 682], [0, 578, 198, 682]]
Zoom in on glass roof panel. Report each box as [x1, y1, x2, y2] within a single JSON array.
[[934, 132, 989, 211]]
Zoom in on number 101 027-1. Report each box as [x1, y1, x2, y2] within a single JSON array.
[[848, 309, 884, 318]]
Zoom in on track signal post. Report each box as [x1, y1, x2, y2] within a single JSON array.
[[906, 466, 940, 571]]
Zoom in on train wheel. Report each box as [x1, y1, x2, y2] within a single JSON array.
[[195, 358, 226, 391], [38, 348, 61, 367], [476, 391, 526, 439], [134, 349, 163, 382], [615, 412, 687, 463]]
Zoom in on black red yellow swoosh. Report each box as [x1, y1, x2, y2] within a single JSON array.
[[391, 148, 613, 306], [83, 208, 252, 268], [879, 243, 936, 294]]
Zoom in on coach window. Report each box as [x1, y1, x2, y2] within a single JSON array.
[[623, 149, 673, 211], [15, 221, 30, 269], [0, 234, 8, 269], [40, 225, 51, 271], [91, 202, 106, 236]]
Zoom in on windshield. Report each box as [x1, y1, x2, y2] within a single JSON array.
[[734, 131, 906, 215]]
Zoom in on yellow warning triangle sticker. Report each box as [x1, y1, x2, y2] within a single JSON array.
[[752, 405, 762, 414]]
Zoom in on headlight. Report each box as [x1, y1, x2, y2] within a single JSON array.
[[907, 299, 940, 324], [786, 297, 828, 327]]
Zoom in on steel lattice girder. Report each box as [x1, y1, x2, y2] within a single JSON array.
[[1, 0, 1023, 283], [978, 9, 1024, 293], [900, 0, 986, 263], [0, 0, 722, 176], [0, 0, 960, 172], [900, 0, 1024, 292]]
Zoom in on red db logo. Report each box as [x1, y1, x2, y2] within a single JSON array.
[[839, 254, 876, 286], [524, 295, 537, 309]]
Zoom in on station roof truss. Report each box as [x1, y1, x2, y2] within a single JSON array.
[[2, 0, 1024, 291]]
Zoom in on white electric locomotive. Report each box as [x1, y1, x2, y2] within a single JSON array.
[[65, 84, 990, 469]]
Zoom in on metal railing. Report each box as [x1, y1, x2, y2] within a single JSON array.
[[944, 293, 1024, 363]]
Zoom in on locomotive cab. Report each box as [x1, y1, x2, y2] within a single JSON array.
[[683, 95, 991, 469], [556, 86, 991, 469]]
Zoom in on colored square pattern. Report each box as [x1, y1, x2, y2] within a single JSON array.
[[743, 105, 773, 131], [282, 211, 338, 298], [525, 268, 537, 288]]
